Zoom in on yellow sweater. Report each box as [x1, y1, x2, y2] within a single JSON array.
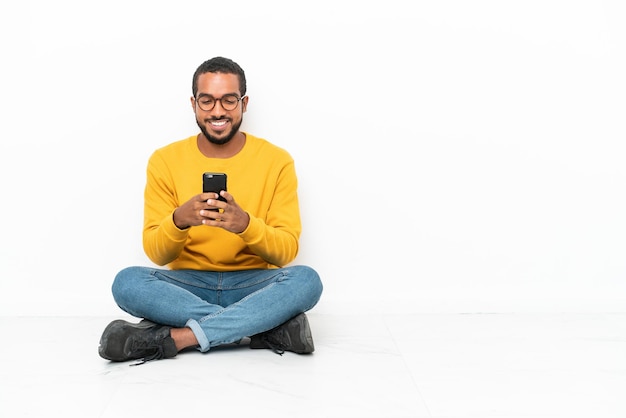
[[142, 133, 301, 271]]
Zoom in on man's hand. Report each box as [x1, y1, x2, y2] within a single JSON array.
[[173, 191, 250, 233]]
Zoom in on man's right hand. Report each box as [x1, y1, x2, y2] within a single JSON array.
[[173, 193, 221, 229]]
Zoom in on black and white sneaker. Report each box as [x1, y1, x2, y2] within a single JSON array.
[[249, 313, 315, 355], [99, 319, 177, 364]]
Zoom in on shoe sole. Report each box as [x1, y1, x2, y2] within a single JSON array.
[[293, 313, 315, 354]]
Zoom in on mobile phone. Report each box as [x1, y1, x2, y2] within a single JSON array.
[[202, 172, 227, 202]]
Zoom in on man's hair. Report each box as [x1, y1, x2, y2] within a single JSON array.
[[192, 56, 247, 98]]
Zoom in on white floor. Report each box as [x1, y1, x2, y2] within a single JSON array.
[[1, 312, 625, 418]]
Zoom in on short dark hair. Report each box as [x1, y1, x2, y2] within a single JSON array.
[[192, 57, 247, 98]]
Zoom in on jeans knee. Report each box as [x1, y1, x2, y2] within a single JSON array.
[[291, 265, 323, 303], [111, 266, 145, 305]]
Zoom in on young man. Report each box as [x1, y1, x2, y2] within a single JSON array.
[[98, 57, 323, 364]]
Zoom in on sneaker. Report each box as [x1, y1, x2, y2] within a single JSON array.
[[98, 319, 177, 364], [249, 313, 315, 355]]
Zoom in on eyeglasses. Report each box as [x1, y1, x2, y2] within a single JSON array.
[[195, 94, 246, 111]]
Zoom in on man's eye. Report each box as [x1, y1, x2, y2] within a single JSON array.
[[223, 97, 237, 105], [200, 99, 214, 105]]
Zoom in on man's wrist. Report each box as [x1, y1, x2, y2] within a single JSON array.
[[172, 209, 190, 230]]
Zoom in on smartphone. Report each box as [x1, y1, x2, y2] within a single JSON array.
[[202, 172, 227, 203]]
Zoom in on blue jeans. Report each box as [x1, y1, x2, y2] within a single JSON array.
[[111, 265, 323, 352]]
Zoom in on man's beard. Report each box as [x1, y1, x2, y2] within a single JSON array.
[[197, 118, 243, 145]]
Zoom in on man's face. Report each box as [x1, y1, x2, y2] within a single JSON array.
[[192, 72, 248, 145]]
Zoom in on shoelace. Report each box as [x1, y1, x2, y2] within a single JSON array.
[[129, 339, 167, 366], [261, 331, 287, 355]]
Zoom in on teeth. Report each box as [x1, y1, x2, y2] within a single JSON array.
[[211, 120, 227, 126]]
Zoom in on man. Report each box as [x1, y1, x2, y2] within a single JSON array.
[[98, 57, 323, 364]]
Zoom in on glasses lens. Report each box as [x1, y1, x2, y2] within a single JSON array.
[[221, 94, 240, 111], [197, 96, 215, 111]]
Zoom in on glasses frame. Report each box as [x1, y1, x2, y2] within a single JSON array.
[[195, 94, 246, 112]]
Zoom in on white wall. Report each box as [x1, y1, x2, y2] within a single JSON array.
[[1, 0, 625, 316]]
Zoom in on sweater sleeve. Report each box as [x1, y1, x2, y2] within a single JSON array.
[[142, 151, 190, 266], [236, 160, 301, 267]]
